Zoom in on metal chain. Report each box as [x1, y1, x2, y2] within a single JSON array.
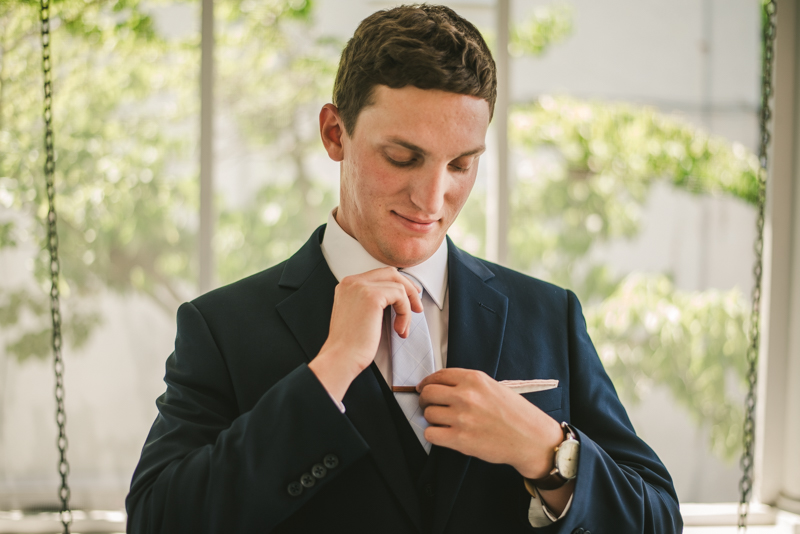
[[40, 0, 72, 532], [738, 0, 776, 530]]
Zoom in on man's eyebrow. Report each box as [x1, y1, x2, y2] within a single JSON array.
[[457, 145, 486, 158], [386, 138, 486, 158], [386, 138, 429, 156]]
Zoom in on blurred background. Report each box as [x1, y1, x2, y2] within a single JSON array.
[[0, 0, 770, 519]]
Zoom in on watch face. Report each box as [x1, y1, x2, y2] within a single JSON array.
[[555, 439, 580, 479]]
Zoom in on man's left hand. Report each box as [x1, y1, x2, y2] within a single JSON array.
[[417, 368, 563, 480]]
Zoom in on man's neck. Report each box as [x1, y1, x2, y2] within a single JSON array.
[[320, 208, 448, 309]]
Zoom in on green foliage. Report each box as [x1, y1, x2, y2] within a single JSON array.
[[213, 0, 342, 285], [0, 288, 100, 360], [0, 0, 197, 358], [216, 182, 337, 284], [0, 221, 14, 246], [586, 274, 750, 461], [514, 96, 761, 203], [507, 96, 759, 298], [0, 0, 333, 358], [480, 4, 573, 59], [509, 5, 573, 57]]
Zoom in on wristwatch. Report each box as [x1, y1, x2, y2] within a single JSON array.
[[525, 422, 580, 491]]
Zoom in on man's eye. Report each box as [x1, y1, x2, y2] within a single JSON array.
[[450, 159, 473, 173], [387, 157, 415, 167]]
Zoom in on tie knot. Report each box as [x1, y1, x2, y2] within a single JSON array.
[[399, 271, 424, 297]]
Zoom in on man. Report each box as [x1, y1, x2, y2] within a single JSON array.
[[127, 4, 682, 533]]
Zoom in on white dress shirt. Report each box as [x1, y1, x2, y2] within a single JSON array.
[[319, 208, 570, 526], [320, 209, 449, 385]]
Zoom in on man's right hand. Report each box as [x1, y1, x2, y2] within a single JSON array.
[[308, 267, 423, 402]]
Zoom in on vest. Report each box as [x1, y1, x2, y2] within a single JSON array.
[[372, 365, 438, 532]]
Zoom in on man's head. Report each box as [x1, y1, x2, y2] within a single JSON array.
[[333, 4, 496, 136], [320, 4, 496, 268]]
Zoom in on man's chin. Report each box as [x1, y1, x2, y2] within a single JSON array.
[[379, 239, 442, 268]]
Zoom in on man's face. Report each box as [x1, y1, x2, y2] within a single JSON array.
[[332, 85, 490, 268]]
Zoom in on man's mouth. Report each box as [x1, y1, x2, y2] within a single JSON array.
[[392, 211, 439, 233]]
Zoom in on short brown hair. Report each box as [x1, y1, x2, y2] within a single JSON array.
[[333, 4, 497, 135]]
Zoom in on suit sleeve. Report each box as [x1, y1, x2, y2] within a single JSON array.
[[547, 290, 683, 534], [125, 301, 370, 533]]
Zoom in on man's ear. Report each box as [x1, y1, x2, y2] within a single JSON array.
[[319, 103, 345, 162]]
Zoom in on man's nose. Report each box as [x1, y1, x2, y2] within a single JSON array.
[[409, 164, 448, 215]]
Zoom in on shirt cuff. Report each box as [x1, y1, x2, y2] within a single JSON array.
[[327, 391, 346, 413], [526, 485, 574, 527]]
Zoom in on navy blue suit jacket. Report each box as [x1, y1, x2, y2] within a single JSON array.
[[126, 225, 682, 533]]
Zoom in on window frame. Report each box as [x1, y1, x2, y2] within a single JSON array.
[[755, 0, 800, 517]]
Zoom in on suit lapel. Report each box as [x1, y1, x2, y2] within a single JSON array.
[[432, 239, 509, 534], [274, 232, 337, 361], [275, 226, 423, 531]]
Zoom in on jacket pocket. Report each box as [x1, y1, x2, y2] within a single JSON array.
[[521, 387, 562, 414]]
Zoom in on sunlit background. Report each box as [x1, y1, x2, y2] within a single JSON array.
[[0, 0, 768, 521]]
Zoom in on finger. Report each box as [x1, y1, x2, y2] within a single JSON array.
[[358, 268, 423, 314], [380, 283, 412, 338], [423, 425, 455, 447], [394, 311, 411, 338], [387, 287, 419, 338], [423, 405, 453, 426], [395, 270, 423, 313], [419, 383, 457, 409], [358, 267, 418, 291], [416, 368, 472, 392]]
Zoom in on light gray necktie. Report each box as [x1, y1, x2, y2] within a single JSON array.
[[391, 272, 435, 453]]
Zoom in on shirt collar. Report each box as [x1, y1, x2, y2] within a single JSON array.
[[320, 208, 448, 310]]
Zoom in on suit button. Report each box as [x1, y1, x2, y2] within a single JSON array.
[[312, 463, 327, 479], [324, 454, 339, 469], [300, 473, 316, 488], [572, 529, 585, 534], [424, 483, 435, 498], [287, 481, 303, 497]]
